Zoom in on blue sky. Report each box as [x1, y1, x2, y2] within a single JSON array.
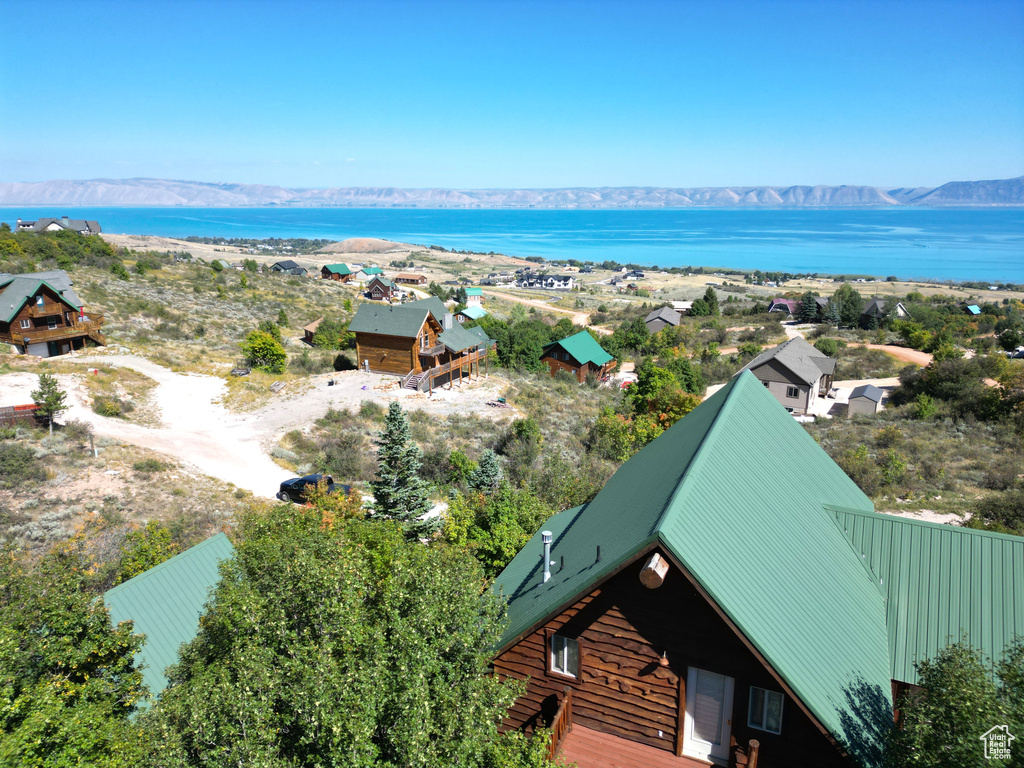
[[2, 0, 1022, 188]]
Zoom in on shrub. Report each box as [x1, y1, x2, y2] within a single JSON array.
[[133, 458, 168, 473], [0, 442, 45, 489], [241, 330, 286, 374], [92, 395, 134, 418]]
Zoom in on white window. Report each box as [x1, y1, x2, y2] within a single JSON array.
[[48, 318, 57, 330], [550, 634, 579, 678], [20, 319, 30, 329], [748, 686, 784, 734], [786, 386, 799, 398]]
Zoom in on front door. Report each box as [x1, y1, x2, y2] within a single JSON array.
[[684, 667, 734, 763]]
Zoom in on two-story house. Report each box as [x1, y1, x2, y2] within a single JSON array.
[[492, 372, 1023, 768], [736, 337, 835, 414], [0, 270, 105, 357]]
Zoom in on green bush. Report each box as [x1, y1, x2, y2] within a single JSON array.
[[92, 396, 134, 418], [133, 458, 168, 473], [0, 442, 46, 488]]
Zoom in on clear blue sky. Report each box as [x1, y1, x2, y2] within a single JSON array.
[[2, 0, 1022, 188]]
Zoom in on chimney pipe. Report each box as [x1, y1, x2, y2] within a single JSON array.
[[542, 531, 553, 583], [596, 545, 601, 563]]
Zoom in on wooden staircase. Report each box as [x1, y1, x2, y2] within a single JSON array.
[[405, 372, 426, 389]]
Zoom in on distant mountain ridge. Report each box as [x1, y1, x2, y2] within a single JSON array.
[[0, 176, 1021, 208]]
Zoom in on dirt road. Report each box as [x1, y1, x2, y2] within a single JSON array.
[[483, 290, 612, 335], [2, 356, 516, 498]]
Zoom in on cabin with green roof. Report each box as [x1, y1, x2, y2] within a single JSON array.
[[348, 297, 492, 391], [320, 263, 352, 282], [456, 305, 488, 323], [541, 330, 615, 383], [491, 371, 1023, 768], [104, 533, 234, 700], [0, 269, 105, 357]]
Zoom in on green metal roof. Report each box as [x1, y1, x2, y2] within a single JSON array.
[[348, 304, 432, 337], [438, 321, 489, 353], [542, 330, 613, 367], [360, 266, 383, 275], [830, 507, 1024, 685], [493, 372, 892, 766], [409, 296, 449, 319], [466, 325, 496, 347], [104, 533, 234, 698], [322, 263, 351, 275], [458, 306, 488, 320], [369, 275, 395, 288], [0, 277, 81, 323], [465, 287, 484, 296]]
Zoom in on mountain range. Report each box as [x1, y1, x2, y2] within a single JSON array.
[[0, 176, 1021, 208]]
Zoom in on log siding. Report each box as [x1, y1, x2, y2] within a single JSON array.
[[495, 551, 844, 768]]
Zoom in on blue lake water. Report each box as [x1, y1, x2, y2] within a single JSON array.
[[2, 207, 1022, 282]]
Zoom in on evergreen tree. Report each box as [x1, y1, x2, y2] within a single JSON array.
[[826, 299, 841, 328], [370, 401, 435, 538], [832, 284, 864, 328], [799, 292, 820, 322], [702, 287, 720, 316], [276, 308, 288, 327], [31, 373, 67, 434], [468, 449, 503, 493]]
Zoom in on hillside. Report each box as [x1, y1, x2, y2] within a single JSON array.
[[0, 176, 1021, 207]]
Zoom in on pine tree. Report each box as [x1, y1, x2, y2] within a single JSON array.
[[31, 373, 67, 434], [468, 450, 503, 493], [799, 292, 819, 322], [825, 299, 841, 328], [370, 401, 435, 538], [702, 287, 720, 316]]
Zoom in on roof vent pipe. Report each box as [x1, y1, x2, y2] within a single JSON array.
[[542, 531, 553, 583], [596, 545, 601, 563]]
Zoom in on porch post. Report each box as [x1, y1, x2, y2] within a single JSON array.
[[675, 666, 686, 756]]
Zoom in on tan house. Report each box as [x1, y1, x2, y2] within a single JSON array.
[[736, 337, 834, 414], [394, 273, 428, 285], [0, 270, 105, 357], [848, 385, 883, 416]]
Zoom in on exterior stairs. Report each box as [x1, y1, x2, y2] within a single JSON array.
[[405, 372, 425, 390]]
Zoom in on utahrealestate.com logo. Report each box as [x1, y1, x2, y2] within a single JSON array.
[[980, 725, 1015, 760]]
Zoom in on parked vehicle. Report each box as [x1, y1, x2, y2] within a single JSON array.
[[277, 473, 351, 503]]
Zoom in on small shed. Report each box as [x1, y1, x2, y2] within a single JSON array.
[[303, 317, 323, 344], [848, 384, 884, 416]]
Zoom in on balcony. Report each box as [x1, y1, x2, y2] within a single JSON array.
[[26, 303, 67, 319], [2, 316, 105, 346], [419, 342, 445, 357]]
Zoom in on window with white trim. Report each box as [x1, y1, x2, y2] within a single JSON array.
[[748, 686, 784, 734], [786, 386, 799, 398], [550, 634, 579, 678], [36, 295, 44, 306], [20, 319, 31, 329]]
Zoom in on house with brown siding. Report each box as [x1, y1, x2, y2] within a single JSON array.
[[540, 331, 615, 383], [492, 372, 1024, 768], [0, 270, 105, 357], [366, 275, 398, 301], [321, 264, 352, 282], [394, 273, 428, 285], [735, 336, 834, 414], [347, 297, 491, 391]]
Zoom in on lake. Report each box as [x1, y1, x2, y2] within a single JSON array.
[[2, 206, 1021, 282]]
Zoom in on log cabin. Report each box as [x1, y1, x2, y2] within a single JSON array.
[[347, 297, 492, 391], [0, 270, 105, 357], [394, 273, 428, 286], [492, 371, 1024, 768], [321, 263, 352, 282], [541, 331, 615, 383]]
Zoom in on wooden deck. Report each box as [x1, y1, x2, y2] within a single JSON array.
[[557, 725, 712, 768]]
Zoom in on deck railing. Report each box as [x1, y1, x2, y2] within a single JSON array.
[[416, 347, 485, 392], [548, 686, 573, 761], [3, 316, 104, 346]]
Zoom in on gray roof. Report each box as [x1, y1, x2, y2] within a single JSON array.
[[644, 306, 681, 326], [862, 298, 887, 317], [739, 336, 836, 386], [19, 217, 100, 234], [850, 384, 884, 403], [271, 260, 302, 271], [0, 269, 82, 308], [0, 271, 82, 324]]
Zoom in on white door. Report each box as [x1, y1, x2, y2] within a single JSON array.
[[684, 667, 734, 763]]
